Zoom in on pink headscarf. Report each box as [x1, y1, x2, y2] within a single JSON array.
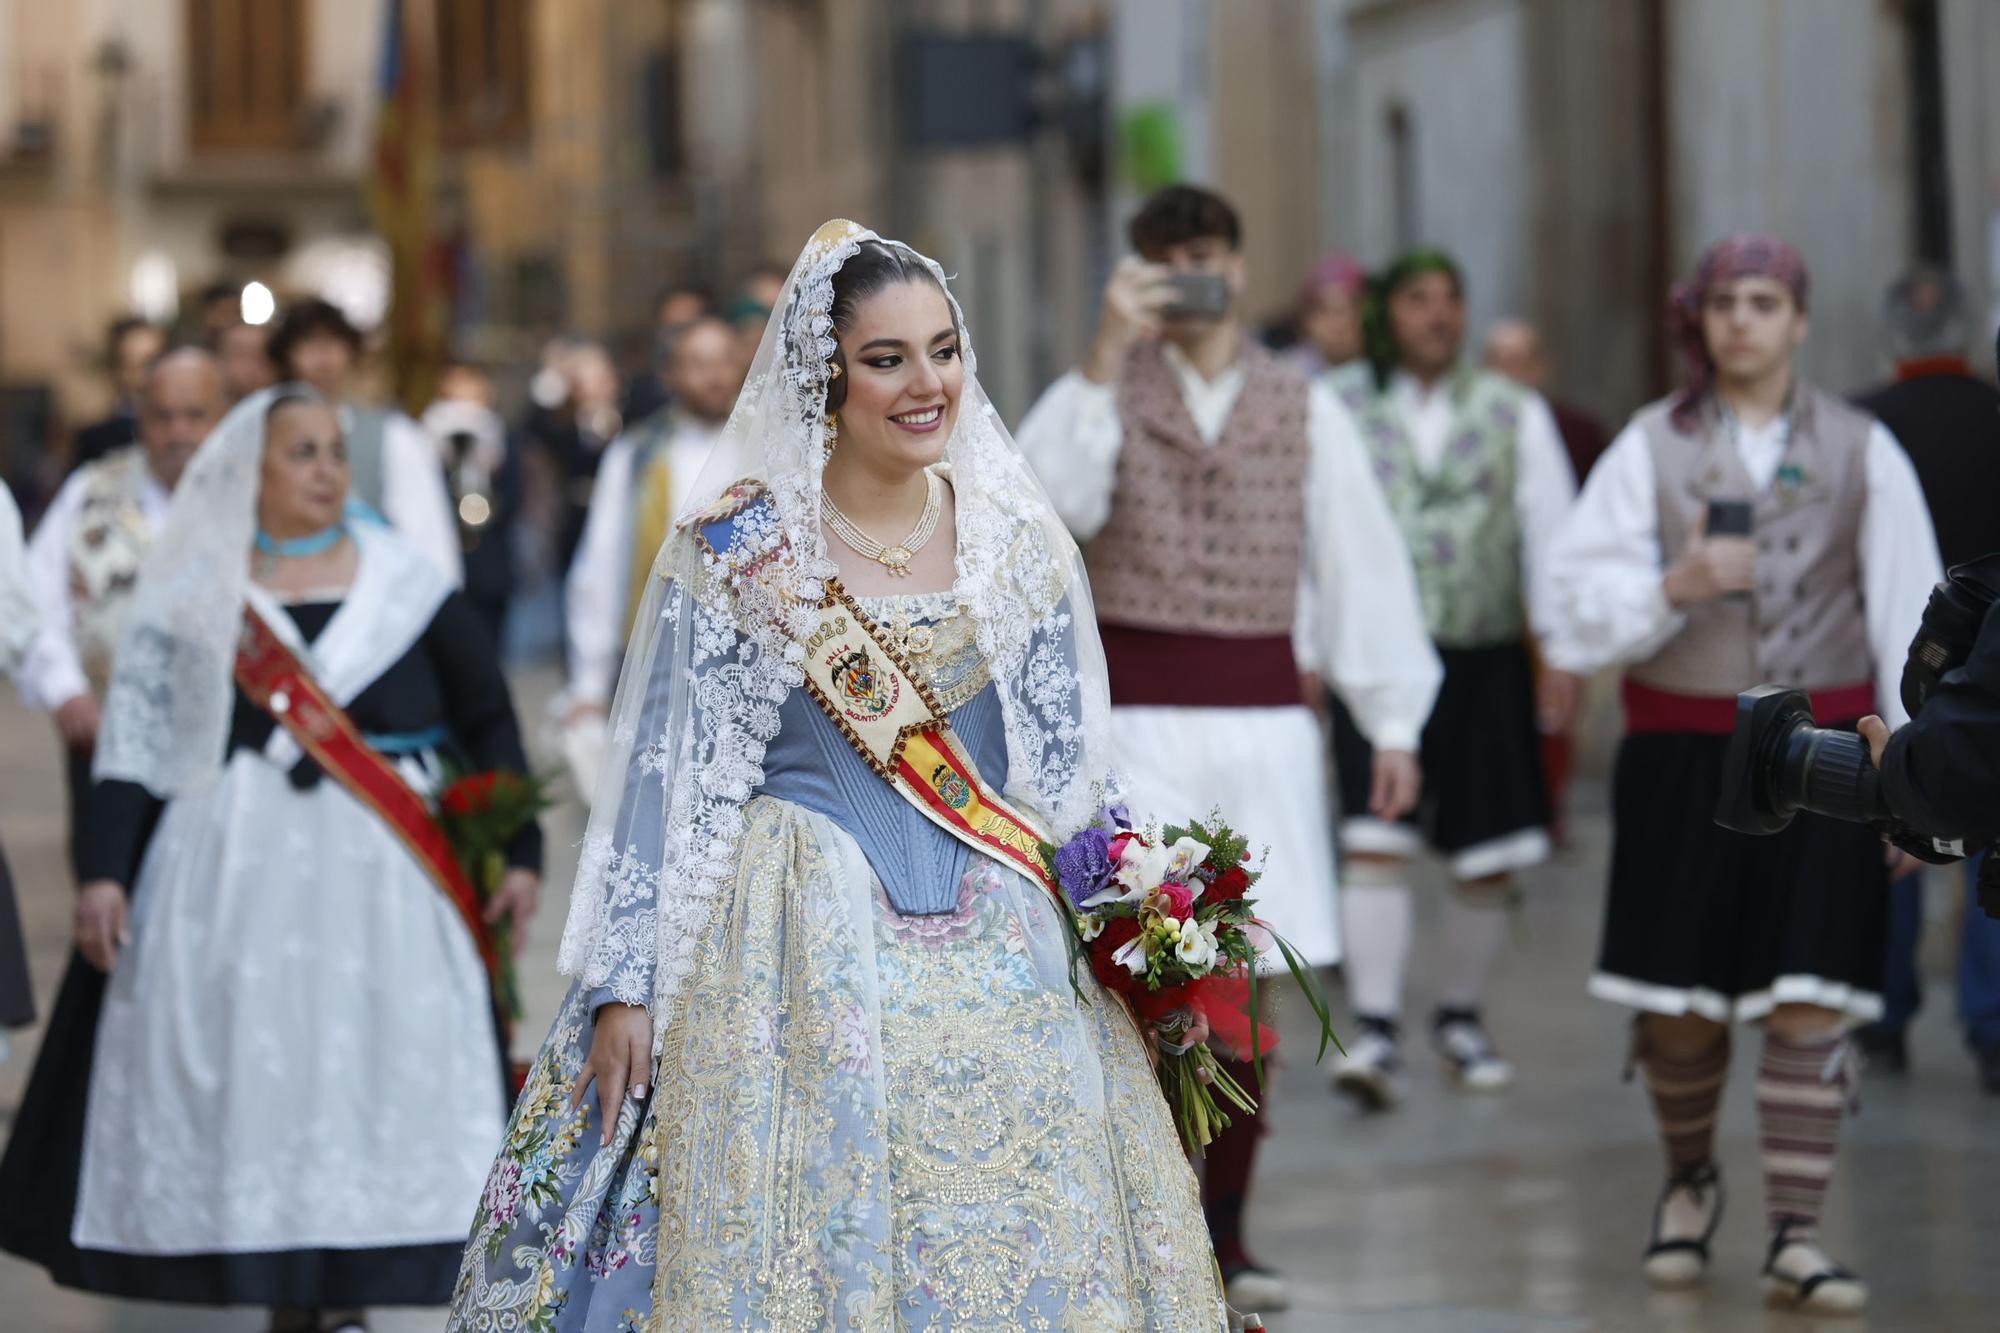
[[1301, 252, 1367, 304], [1668, 234, 1810, 427]]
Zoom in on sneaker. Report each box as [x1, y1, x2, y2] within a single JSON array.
[[1762, 1221, 1868, 1314], [1221, 1260, 1291, 1314], [1432, 1007, 1514, 1091], [1641, 1161, 1724, 1289], [1332, 1015, 1401, 1110]]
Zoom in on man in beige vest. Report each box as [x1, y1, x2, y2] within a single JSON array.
[[16, 349, 226, 880], [1550, 235, 1941, 1314], [1019, 184, 1440, 1316]]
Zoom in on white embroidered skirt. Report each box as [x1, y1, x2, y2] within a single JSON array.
[[74, 752, 505, 1255], [449, 796, 1227, 1331]]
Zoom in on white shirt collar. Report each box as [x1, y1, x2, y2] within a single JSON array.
[[1160, 342, 1247, 448], [1716, 401, 1795, 493]]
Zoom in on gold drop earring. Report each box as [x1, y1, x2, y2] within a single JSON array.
[[824, 359, 843, 456]]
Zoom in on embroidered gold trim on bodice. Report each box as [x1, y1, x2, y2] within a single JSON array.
[[860, 592, 990, 713]]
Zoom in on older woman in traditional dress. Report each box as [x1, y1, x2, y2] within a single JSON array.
[[0, 387, 542, 1333]]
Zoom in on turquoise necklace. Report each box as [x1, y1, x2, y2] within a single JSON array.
[[255, 522, 347, 558]]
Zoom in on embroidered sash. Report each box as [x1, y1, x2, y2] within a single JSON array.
[[233, 605, 500, 985], [798, 577, 1062, 900]]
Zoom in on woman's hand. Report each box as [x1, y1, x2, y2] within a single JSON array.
[[75, 880, 130, 973], [570, 1001, 653, 1147], [485, 867, 541, 951]]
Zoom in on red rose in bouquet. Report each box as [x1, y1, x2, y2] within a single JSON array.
[[436, 764, 554, 1022], [1207, 865, 1252, 903]]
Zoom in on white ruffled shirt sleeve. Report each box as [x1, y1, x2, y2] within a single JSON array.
[[1015, 371, 1125, 541], [565, 435, 637, 708], [1857, 422, 1944, 729], [1300, 382, 1442, 751], [15, 471, 89, 712], [1544, 422, 1682, 674], [382, 411, 464, 587], [0, 484, 38, 676], [1513, 390, 1584, 667]]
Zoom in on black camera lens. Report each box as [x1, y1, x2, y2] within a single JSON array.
[[1766, 717, 1882, 825], [1715, 686, 1889, 835]]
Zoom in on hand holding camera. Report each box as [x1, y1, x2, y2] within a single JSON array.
[[1716, 553, 2000, 915], [1663, 502, 1757, 607], [1083, 259, 1180, 383]]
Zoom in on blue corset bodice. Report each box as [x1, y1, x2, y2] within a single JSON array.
[[752, 591, 1008, 915]]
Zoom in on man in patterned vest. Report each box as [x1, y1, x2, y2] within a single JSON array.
[[16, 349, 226, 878], [1019, 185, 1440, 1316], [1324, 249, 1585, 1109], [1550, 235, 1941, 1313]]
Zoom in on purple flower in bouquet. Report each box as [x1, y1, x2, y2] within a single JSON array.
[[1104, 803, 1135, 832], [1055, 826, 1117, 909]]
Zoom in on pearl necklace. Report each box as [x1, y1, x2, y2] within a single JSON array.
[[821, 472, 942, 577]]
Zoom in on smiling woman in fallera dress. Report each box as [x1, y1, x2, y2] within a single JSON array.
[[445, 222, 1228, 1331]]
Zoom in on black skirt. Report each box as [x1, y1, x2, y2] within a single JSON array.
[[0, 952, 474, 1306], [1591, 727, 1890, 1022], [0, 839, 31, 1028], [1331, 639, 1550, 856]]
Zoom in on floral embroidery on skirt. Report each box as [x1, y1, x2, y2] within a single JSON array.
[[448, 797, 1224, 1331]]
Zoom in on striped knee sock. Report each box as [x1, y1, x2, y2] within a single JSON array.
[[1640, 1026, 1731, 1172], [1757, 1029, 1853, 1232]]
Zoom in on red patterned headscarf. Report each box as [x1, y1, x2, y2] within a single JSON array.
[[1668, 234, 1810, 427]]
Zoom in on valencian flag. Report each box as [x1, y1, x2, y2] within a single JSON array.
[[368, 0, 448, 413]]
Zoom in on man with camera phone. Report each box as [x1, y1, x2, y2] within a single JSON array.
[[1547, 235, 1942, 1313], [1018, 184, 1442, 1315]]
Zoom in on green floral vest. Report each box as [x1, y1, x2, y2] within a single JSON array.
[[1330, 364, 1526, 648]]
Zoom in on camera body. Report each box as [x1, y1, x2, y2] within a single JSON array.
[[1715, 555, 2000, 915], [1162, 272, 1231, 319]]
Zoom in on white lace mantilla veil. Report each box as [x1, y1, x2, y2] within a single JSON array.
[[95, 384, 315, 796], [557, 219, 1121, 1048]]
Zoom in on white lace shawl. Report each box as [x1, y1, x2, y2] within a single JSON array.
[[554, 221, 1120, 1049], [96, 385, 307, 795]]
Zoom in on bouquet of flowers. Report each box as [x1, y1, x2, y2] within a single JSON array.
[[436, 766, 554, 1023], [1041, 806, 1337, 1154]]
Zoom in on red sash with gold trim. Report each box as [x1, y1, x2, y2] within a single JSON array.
[[232, 606, 500, 984], [798, 577, 1062, 900]]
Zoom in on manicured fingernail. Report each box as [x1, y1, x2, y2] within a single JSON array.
[[632, 1083, 647, 1099]]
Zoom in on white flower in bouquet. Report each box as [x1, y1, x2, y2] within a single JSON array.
[[1078, 912, 1106, 941], [1085, 836, 1173, 907], [1174, 920, 1219, 970], [1161, 836, 1212, 890], [1112, 932, 1150, 975]]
